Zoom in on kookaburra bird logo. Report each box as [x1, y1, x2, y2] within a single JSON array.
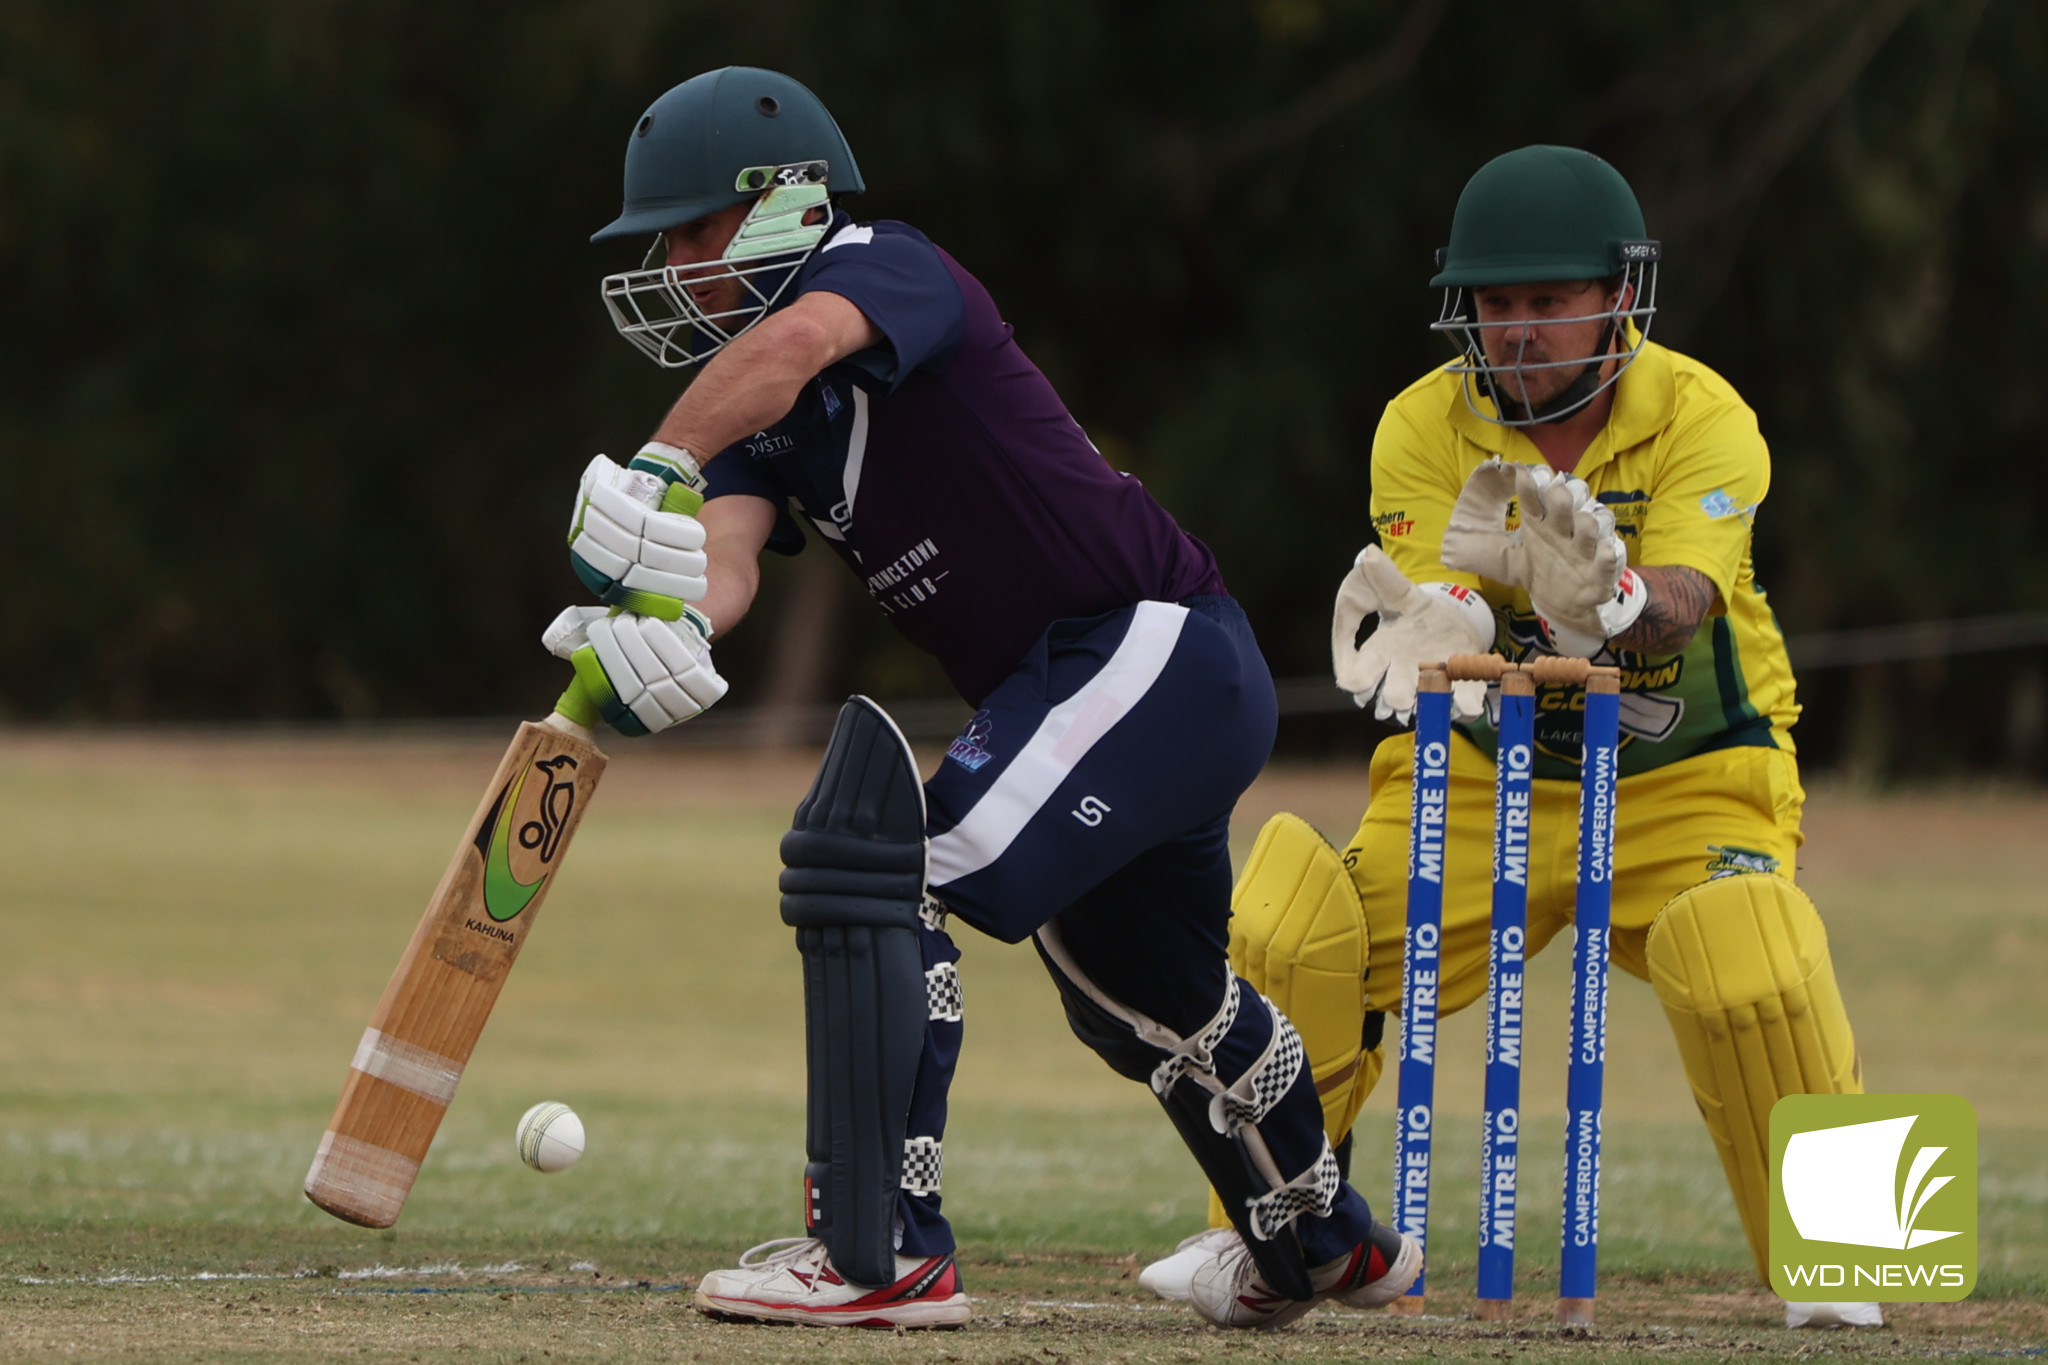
[[478, 755, 581, 922]]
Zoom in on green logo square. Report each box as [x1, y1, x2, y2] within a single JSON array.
[[1770, 1094, 1976, 1302]]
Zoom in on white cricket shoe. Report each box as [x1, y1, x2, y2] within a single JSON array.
[[1784, 1300, 1884, 1328], [693, 1236, 970, 1329], [1138, 1226, 1241, 1301], [1187, 1221, 1422, 1329]]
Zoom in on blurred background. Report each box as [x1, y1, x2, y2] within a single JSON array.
[[3, 0, 2045, 779]]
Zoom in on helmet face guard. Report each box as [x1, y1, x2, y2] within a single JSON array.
[[1431, 251, 1659, 426], [600, 163, 834, 369]]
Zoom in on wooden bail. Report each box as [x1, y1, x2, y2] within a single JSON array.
[[1521, 656, 1593, 688], [1443, 653, 1511, 683]]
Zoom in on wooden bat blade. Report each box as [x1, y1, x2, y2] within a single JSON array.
[[305, 718, 607, 1227]]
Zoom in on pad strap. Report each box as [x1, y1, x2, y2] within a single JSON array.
[[1209, 1006, 1307, 1135], [901, 1137, 943, 1195], [1152, 976, 1240, 1096], [925, 963, 963, 1022], [1247, 1139, 1343, 1242]]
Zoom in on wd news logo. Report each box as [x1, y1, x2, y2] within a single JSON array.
[[1769, 1095, 1977, 1302]]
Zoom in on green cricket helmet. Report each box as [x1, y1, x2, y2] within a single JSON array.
[[1427, 146, 1660, 426], [594, 67, 866, 368]]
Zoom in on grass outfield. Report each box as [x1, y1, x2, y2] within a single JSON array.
[[3, 730, 2045, 1362]]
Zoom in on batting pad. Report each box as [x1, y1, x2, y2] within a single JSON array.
[[781, 697, 930, 1288], [1645, 874, 1863, 1279], [1229, 813, 1378, 1140]]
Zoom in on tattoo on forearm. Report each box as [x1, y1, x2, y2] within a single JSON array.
[[1611, 564, 1717, 655]]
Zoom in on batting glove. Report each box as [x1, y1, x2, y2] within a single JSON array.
[[567, 444, 709, 621], [542, 603, 727, 737]]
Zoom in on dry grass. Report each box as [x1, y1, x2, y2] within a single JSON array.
[[2, 731, 2044, 1361]]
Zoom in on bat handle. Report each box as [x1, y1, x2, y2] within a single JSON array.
[[544, 674, 601, 740]]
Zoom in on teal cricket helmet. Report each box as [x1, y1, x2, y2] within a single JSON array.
[[594, 68, 865, 368], [592, 67, 864, 242], [1427, 146, 1661, 426]]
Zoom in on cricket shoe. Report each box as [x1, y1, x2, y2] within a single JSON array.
[[1138, 1226, 1241, 1301], [693, 1237, 970, 1329], [1784, 1300, 1884, 1329], [1187, 1220, 1422, 1329]]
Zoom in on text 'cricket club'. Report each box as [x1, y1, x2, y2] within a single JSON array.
[[866, 537, 947, 615]]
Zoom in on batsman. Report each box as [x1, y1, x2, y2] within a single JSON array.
[[554, 67, 1422, 1331], [1141, 146, 1874, 1329]]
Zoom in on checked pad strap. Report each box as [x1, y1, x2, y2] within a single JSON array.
[[901, 1137, 943, 1196], [1149, 976, 1241, 1097], [1209, 999, 1306, 1135], [925, 963, 963, 1022], [1246, 1138, 1343, 1242]]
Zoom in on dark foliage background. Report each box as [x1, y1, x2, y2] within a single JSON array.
[[2, 0, 2043, 776]]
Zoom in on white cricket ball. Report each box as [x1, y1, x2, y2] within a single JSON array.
[[515, 1101, 585, 1173]]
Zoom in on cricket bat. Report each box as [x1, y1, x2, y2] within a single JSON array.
[[304, 680, 607, 1227]]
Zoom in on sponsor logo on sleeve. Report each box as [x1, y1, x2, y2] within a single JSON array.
[[1372, 509, 1415, 539], [1699, 488, 1759, 521]]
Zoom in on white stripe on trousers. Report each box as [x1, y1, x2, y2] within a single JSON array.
[[927, 600, 1190, 887]]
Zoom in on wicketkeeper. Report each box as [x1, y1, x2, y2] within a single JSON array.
[[553, 66, 1421, 1331], [1141, 145, 1875, 1330]]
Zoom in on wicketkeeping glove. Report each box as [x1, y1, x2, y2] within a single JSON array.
[[1440, 459, 1647, 656], [1331, 546, 1496, 723], [541, 604, 727, 737], [567, 444, 709, 622]]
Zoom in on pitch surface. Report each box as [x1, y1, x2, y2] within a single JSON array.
[[3, 734, 2043, 1360]]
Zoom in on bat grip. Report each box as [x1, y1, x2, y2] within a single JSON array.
[[549, 674, 601, 734]]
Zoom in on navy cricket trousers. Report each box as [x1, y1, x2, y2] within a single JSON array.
[[891, 595, 1375, 1262]]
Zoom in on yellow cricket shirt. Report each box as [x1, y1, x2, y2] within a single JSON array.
[[1368, 338, 1798, 778]]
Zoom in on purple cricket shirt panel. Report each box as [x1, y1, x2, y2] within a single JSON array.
[[698, 219, 1222, 707]]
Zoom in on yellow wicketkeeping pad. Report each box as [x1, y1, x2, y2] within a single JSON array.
[[1769, 1094, 1977, 1302]]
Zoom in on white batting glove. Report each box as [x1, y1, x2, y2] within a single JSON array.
[[542, 604, 727, 737], [1332, 545, 1495, 723], [567, 446, 709, 621], [1440, 459, 1647, 655]]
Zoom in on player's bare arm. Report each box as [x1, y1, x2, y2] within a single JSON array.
[[694, 493, 777, 632], [1610, 563, 1716, 655], [650, 289, 881, 460]]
